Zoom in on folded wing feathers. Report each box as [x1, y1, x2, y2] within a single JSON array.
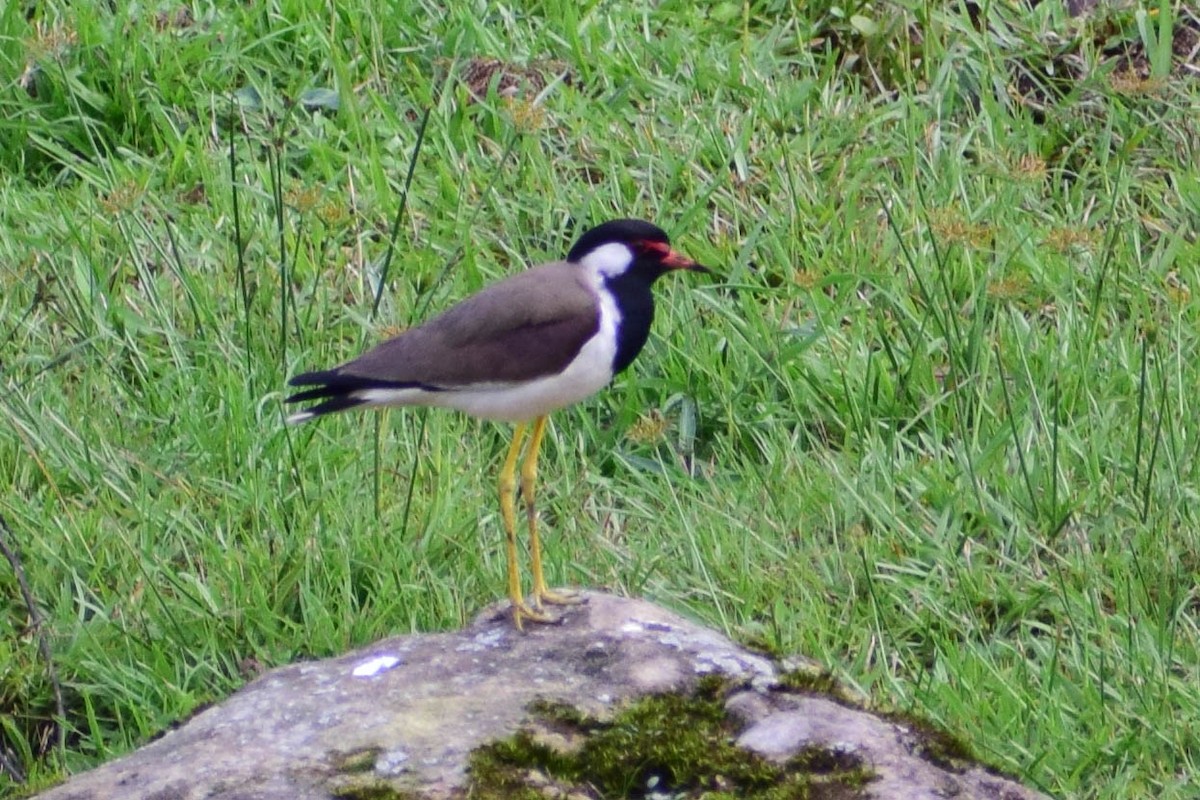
[[284, 263, 601, 423]]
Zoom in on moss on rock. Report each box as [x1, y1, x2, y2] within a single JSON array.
[[469, 678, 874, 799]]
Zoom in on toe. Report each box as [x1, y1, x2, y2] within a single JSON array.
[[536, 588, 585, 607], [513, 602, 560, 630]]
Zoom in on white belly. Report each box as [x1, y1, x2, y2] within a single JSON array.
[[437, 335, 615, 421], [357, 325, 618, 422]]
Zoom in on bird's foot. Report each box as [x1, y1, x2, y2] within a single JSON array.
[[512, 601, 560, 632], [533, 587, 585, 609]]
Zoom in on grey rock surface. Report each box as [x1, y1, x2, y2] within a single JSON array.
[[36, 592, 1049, 799]]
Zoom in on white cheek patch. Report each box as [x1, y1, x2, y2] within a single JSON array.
[[579, 242, 634, 278]]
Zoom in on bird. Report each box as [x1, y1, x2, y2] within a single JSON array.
[[285, 218, 708, 630]]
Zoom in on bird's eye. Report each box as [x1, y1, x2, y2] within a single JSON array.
[[639, 240, 670, 258]]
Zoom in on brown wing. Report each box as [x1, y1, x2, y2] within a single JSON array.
[[337, 263, 601, 388]]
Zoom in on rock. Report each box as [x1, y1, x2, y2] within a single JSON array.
[[34, 592, 1048, 800]]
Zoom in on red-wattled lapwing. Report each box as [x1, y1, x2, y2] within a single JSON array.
[[285, 219, 708, 630]]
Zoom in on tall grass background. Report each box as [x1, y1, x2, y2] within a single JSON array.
[[2, 1, 1198, 796]]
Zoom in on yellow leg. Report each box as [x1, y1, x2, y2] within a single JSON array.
[[522, 416, 582, 610], [499, 422, 553, 631]]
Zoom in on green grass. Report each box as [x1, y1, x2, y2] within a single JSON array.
[[2, 1, 1198, 797]]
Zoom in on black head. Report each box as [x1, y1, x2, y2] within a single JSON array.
[[565, 219, 707, 377], [566, 218, 708, 280]]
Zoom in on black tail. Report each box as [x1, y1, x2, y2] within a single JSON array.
[[285, 370, 373, 423], [284, 370, 438, 424]]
